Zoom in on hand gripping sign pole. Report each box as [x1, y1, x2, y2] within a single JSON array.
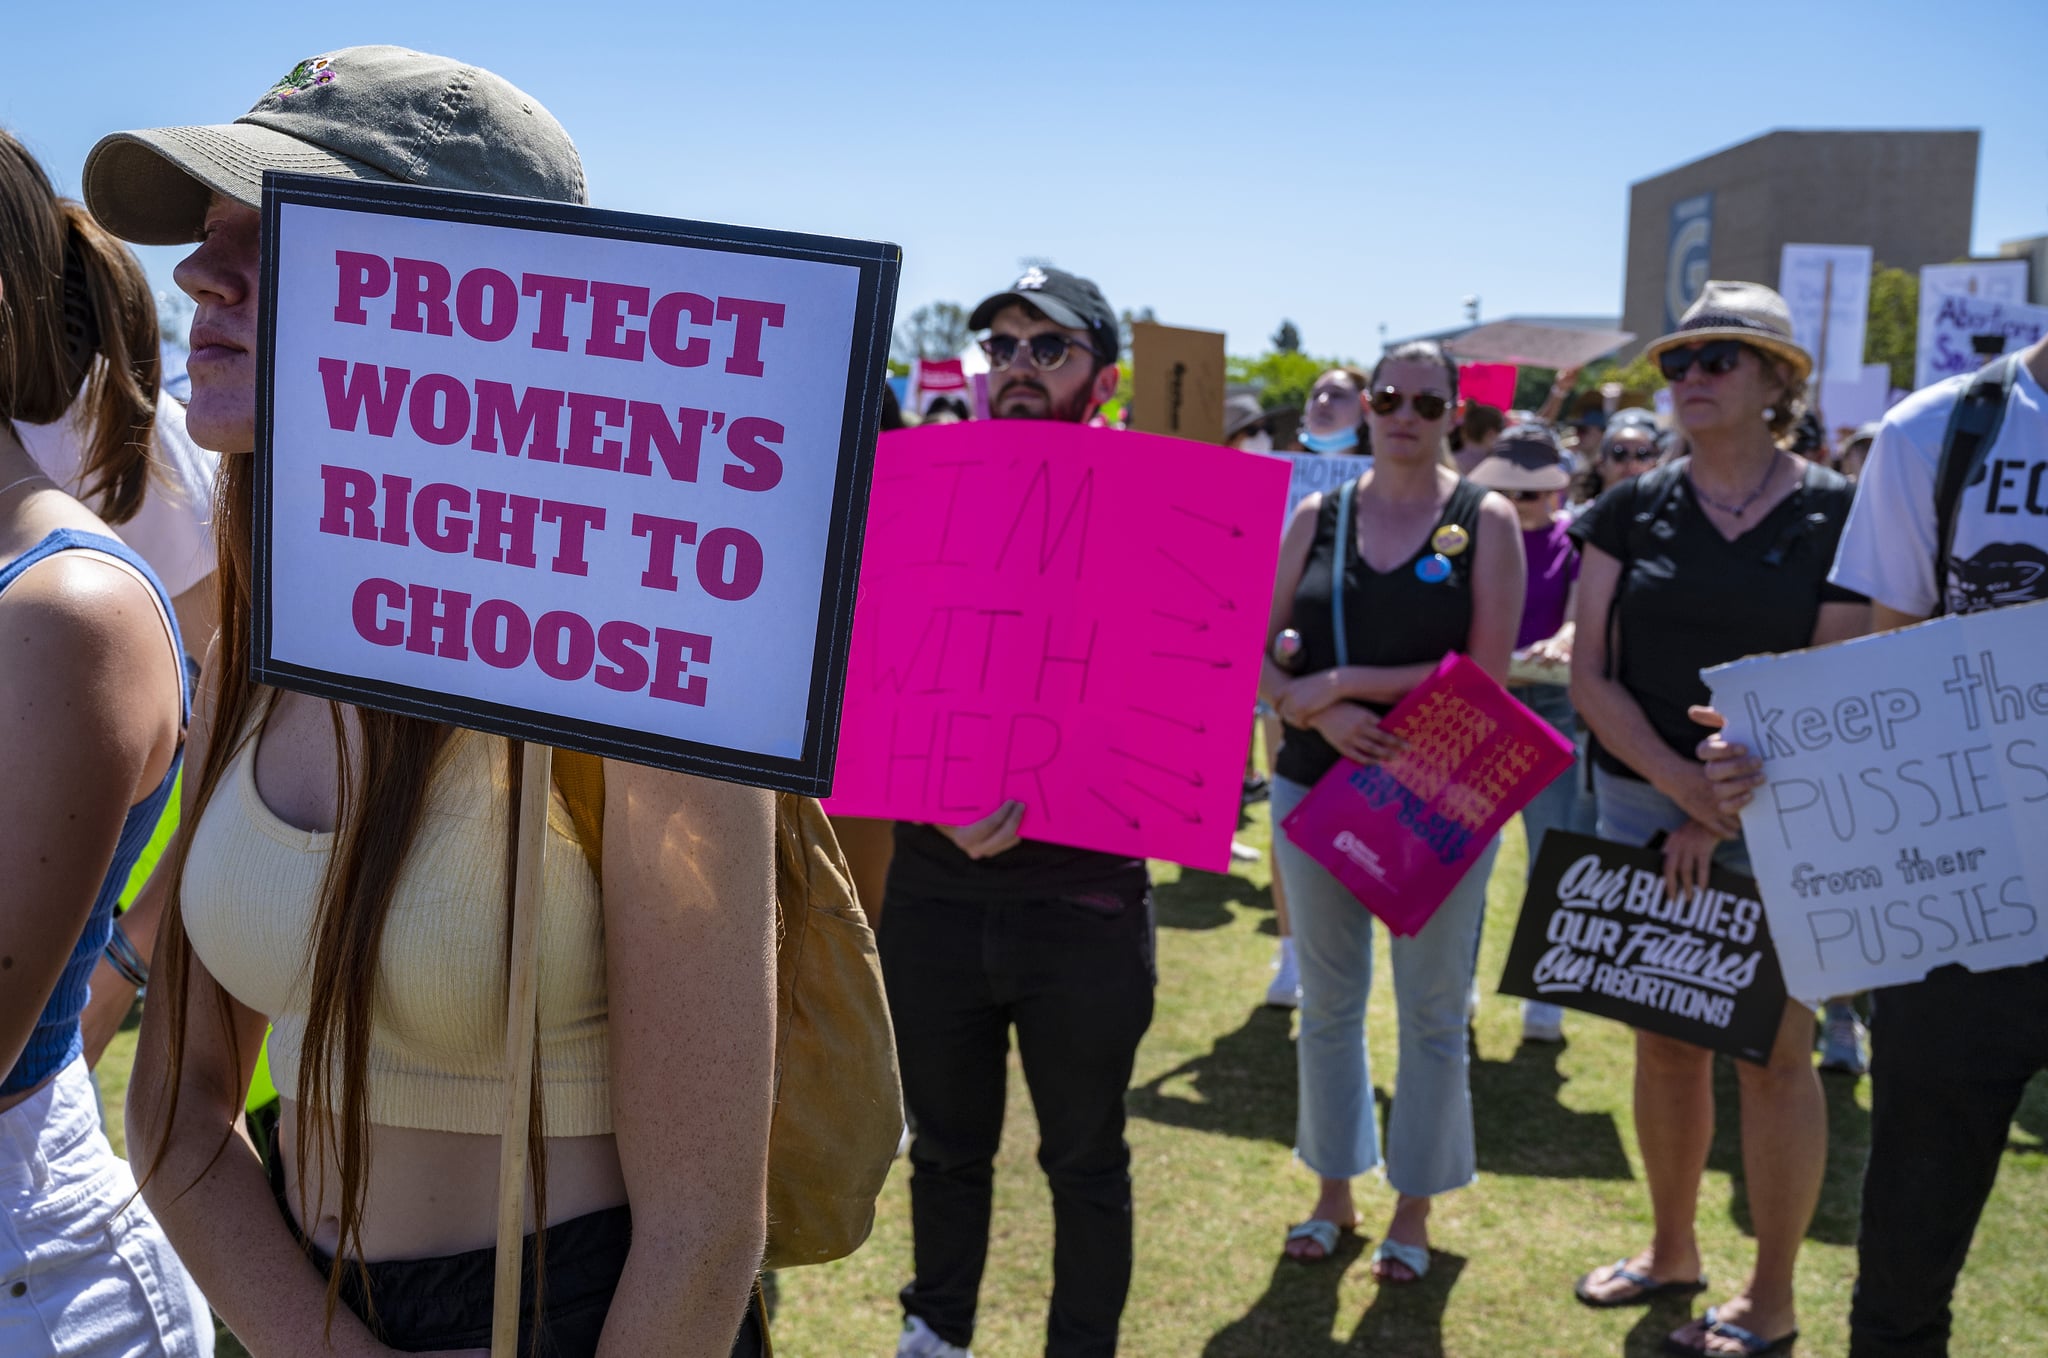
[[254, 171, 897, 1355], [492, 742, 554, 1355]]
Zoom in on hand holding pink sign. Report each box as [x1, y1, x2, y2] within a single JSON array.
[[823, 421, 1289, 871], [1282, 654, 1576, 934]]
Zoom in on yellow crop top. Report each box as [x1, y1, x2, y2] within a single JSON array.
[[180, 723, 610, 1136]]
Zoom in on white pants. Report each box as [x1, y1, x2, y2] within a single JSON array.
[[0, 1057, 212, 1356]]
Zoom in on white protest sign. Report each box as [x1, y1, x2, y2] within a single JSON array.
[[1916, 260, 2032, 390], [1778, 244, 1872, 383], [1705, 600, 2048, 1001], [1268, 450, 1373, 524], [1817, 362, 1892, 435], [256, 173, 899, 794], [1917, 290, 2048, 394]]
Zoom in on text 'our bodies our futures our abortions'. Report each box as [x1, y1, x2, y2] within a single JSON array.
[[1497, 833, 1789, 1063], [1705, 598, 2048, 1001], [820, 421, 1289, 872], [260, 180, 893, 785]]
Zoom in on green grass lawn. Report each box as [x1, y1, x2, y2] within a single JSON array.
[[100, 800, 2048, 1357]]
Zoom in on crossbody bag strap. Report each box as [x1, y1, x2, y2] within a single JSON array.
[[1331, 475, 1357, 668], [1933, 352, 2022, 615]]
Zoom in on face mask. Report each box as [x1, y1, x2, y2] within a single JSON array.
[[1300, 426, 1359, 455], [1237, 430, 1274, 453]]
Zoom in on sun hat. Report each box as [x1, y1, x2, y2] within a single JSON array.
[[83, 45, 585, 246], [1224, 393, 1268, 441], [1468, 423, 1571, 493], [1646, 280, 1813, 388], [967, 266, 1119, 363]]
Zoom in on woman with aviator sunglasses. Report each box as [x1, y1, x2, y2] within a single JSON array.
[[1261, 341, 1523, 1282], [1572, 407, 1663, 505], [1568, 283, 1867, 1357]]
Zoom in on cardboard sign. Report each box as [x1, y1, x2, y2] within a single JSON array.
[[1498, 833, 1789, 1063], [1918, 291, 2048, 392], [1779, 244, 1873, 383], [1458, 362, 1517, 412], [1447, 321, 1634, 372], [1916, 261, 2032, 390], [1129, 321, 1226, 444], [1272, 450, 1374, 525], [1704, 600, 2048, 1001], [1280, 655, 1576, 935], [821, 421, 1288, 870], [255, 173, 899, 794]]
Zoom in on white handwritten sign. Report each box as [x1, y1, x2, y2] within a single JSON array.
[[1704, 600, 2048, 1000], [1917, 292, 2048, 393], [1915, 261, 2032, 390], [1779, 244, 1872, 383], [1268, 450, 1373, 525]]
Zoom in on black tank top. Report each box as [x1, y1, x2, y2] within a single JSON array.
[[1276, 477, 1489, 786]]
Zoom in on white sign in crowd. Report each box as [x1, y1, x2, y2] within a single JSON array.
[[1707, 600, 2048, 1002]]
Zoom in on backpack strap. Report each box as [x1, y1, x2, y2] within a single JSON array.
[[1932, 353, 2022, 615], [552, 748, 606, 880]]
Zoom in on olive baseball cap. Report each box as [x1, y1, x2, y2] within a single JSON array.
[[84, 45, 585, 246]]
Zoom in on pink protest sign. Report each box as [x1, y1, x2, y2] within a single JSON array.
[[822, 421, 1289, 870], [1457, 362, 1517, 412], [1281, 654, 1575, 934]]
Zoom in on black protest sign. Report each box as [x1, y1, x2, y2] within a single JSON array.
[[1498, 832, 1789, 1063]]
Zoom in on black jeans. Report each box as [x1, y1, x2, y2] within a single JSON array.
[[1849, 958, 2048, 1357], [265, 1127, 765, 1355], [879, 883, 1156, 1358]]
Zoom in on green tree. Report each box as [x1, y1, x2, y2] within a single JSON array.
[[1271, 319, 1302, 353], [1227, 350, 1350, 412], [892, 302, 972, 365], [1864, 264, 1918, 390]]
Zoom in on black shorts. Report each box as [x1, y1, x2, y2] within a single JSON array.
[[265, 1129, 765, 1355]]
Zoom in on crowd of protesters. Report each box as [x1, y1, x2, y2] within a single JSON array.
[[3, 40, 2043, 1358]]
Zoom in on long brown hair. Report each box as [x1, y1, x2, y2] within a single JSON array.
[[147, 430, 551, 1337], [0, 128, 158, 523]]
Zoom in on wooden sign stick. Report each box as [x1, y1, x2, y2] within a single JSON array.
[[492, 741, 556, 1358]]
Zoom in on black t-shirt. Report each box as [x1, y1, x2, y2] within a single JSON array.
[[1276, 478, 1489, 786], [1571, 460, 1864, 778], [886, 823, 1147, 905]]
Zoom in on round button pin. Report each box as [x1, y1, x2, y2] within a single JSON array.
[[1415, 553, 1453, 583], [1431, 523, 1471, 557]]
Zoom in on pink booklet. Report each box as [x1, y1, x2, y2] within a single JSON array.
[[1280, 654, 1576, 936]]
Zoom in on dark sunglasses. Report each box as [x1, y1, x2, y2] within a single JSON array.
[[1657, 338, 1749, 383], [1604, 442, 1661, 465], [1506, 489, 1551, 503], [979, 332, 1099, 373], [1368, 386, 1450, 420]]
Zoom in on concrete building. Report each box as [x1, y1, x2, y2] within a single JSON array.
[[1622, 130, 1979, 344]]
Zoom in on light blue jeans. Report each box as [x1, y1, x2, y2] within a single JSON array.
[[1511, 683, 1599, 1029], [1593, 764, 1752, 878], [1273, 775, 1499, 1194]]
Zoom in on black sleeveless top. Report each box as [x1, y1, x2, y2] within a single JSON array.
[[1276, 477, 1489, 786]]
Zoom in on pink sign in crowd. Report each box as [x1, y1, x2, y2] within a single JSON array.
[[4, 41, 2045, 1358]]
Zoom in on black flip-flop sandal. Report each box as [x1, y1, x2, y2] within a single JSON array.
[[1574, 1259, 1710, 1308], [1662, 1305, 1799, 1356]]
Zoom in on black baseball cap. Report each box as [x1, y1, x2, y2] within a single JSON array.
[[969, 266, 1119, 362]]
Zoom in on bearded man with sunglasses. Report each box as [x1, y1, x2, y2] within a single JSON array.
[[877, 267, 1150, 1358]]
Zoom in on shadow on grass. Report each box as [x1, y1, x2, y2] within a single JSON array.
[[1703, 1054, 1871, 1248], [1471, 1038, 1633, 1181], [1154, 867, 1266, 933], [1201, 1240, 1468, 1356], [1128, 1006, 1297, 1145]]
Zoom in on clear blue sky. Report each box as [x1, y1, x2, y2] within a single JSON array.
[[6, 1, 2043, 360]]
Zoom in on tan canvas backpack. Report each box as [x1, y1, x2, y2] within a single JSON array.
[[552, 750, 902, 1269]]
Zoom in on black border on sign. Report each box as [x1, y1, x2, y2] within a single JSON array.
[[253, 172, 900, 795]]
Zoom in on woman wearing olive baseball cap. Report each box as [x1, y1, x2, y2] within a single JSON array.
[[96, 47, 772, 1358]]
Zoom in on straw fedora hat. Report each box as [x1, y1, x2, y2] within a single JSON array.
[[1646, 281, 1813, 389]]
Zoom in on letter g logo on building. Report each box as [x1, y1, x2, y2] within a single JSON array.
[[1665, 192, 1714, 331]]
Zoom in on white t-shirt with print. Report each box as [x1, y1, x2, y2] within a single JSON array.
[[1830, 358, 2048, 617], [15, 390, 218, 599]]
